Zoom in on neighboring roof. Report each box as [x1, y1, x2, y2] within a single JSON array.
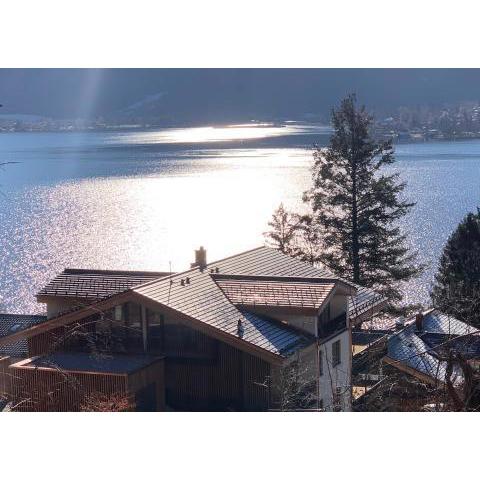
[[387, 327, 450, 382], [349, 286, 386, 321], [37, 268, 171, 300], [420, 332, 480, 360], [0, 314, 47, 357], [422, 310, 478, 336], [13, 352, 162, 375], [212, 274, 335, 311], [385, 310, 479, 384]]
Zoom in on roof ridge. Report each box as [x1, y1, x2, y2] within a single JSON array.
[[132, 245, 267, 292], [63, 268, 171, 277], [211, 273, 338, 283]]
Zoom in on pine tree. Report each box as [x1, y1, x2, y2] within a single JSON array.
[[431, 210, 480, 327], [263, 203, 300, 255], [293, 214, 323, 266], [304, 94, 421, 302]]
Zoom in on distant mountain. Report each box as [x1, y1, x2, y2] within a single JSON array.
[[1, 69, 480, 125]]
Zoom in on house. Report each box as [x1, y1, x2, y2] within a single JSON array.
[[383, 309, 480, 385], [353, 309, 480, 411], [0, 246, 385, 412]]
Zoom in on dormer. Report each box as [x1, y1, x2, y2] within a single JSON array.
[[212, 274, 356, 338]]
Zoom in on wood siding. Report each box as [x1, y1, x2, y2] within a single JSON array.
[[21, 304, 274, 411], [165, 341, 271, 411], [9, 358, 164, 412]]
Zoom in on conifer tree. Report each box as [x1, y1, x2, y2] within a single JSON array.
[[304, 94, 421, 302], [431, 210, 480, 327], [263, 203, 299, 255]]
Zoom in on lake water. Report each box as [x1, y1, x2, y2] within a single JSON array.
[[1, 124, 479, 314]]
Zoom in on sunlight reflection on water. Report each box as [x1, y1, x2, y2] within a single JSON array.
[[109, 123, 330, 145], [1, 126, 480, 313]]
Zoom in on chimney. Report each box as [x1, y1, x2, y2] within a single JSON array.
[[415, 312, 424, 331], [191, 246, 207, 271]]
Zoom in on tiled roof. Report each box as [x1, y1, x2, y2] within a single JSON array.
[[37, 269, 171, 300], [14, 246, 384, 360], [386, 310, 479, 383], [134, 255, 316, 358], [213, 274, 335, 310], [207, 246, 382, 319], [420, 332, 480, 360], [0, 313, 47, 357], [349, 286, 386, 320], [422, 310, 478, 336]]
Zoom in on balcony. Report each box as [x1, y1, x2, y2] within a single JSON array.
[[318, 312, 347, 339]]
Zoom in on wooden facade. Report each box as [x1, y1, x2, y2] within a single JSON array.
[[165, 338, 271, 411], [12, 302, 276, 411]]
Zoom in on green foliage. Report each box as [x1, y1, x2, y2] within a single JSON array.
[[303, 94, 421, 302], [264, 95, 422, 303], [431, 210, 480, 327]]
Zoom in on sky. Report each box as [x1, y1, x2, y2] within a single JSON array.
[[1, 69, 480, 124]]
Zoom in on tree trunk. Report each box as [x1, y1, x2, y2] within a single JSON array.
[[351, 165, 360, 283]]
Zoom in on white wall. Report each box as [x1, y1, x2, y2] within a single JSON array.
[[318, 329, 352, 411], [268, 312, 317, 336], [42, 297, 93, 319]]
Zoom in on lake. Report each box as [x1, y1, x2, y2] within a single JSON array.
[[1, 123, 479, 314]]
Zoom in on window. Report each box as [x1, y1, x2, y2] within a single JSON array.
[[125, 303, 143, 352], [319, 350, 323, 376], [332, 340, 341, 367], [95, 303, 143, 353], [147, 309, 164, 354]]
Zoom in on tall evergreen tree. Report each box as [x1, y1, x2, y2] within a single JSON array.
[[431, 210, 480, 327], [303, 94, 421, 302]]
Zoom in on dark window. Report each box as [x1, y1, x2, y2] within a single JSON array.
[[332, 340, 341, 367], [317, 304, 331, 336], [93, 303, 143, 354], [147, 309, 164, 354], [125, 303, 143, 352], [319, 350, 323, 376]]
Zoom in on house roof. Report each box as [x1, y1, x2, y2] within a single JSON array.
[[12, 352, 162, 375], [36, 248, 383, 320], [37, 268, 171, 300], [349, 286, 386, 321], [0, 313, 47, 357], [133, 249, 323, 359], [385, 310, 480, 384], [2, 246, 384, 362], [212, 274, 336, 311]]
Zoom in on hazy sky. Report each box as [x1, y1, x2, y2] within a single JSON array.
[[1, 69, 480, 123]]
